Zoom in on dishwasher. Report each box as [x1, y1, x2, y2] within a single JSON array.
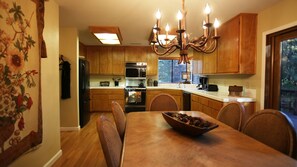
[[183, 91, 191, 111]]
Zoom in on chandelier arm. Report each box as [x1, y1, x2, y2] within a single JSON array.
[[155, 33, 179, 49], [151, 44, 178, 56], [188, 39, 218, 54]]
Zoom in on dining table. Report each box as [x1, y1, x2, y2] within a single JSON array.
[[120, 111, 297, 167]]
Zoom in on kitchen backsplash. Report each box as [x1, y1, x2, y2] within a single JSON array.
[[90, 75, 256, 98]]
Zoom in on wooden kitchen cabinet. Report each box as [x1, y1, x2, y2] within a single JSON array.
[[191, 94, 256, 122], [192, 49, 217, 74], [86, 46, 100, 74], [125, 46, 147, 62], [146, 89, 183, 110], [99, 46, 113, 75], [191, 94, 223, 118], [112, 47, 125, 75], [217, 13, 257, 74], [90, 89, 124, 112], [146, 48, 158, 76]]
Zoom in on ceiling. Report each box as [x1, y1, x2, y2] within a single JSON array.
[[55, 0, 280, 46]]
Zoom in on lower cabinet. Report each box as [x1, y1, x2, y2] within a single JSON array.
[[146, 89, 183, 110], [191, 94, 255, 121], [90, 89, 124, 112], [191, 94, 223, 118]]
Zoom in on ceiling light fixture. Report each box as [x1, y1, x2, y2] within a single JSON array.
[[89, 26, 123, 45], [150, 0, 220, 64]]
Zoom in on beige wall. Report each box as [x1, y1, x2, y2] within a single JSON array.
[[10, 1, 61, 166], [209, 0, 297, 111], [257, 0, 297, 110], [59, 28, 80, 128]]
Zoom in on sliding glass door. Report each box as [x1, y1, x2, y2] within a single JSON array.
[[265, 26, 297, 128]]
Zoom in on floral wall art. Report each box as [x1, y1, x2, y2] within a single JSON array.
[[0, 0, 45, 166]]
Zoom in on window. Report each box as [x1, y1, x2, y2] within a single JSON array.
[[158, 60, 191, 83]]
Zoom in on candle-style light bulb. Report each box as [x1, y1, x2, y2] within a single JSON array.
[[156, 9, 161, 28], [156, 9, 161, 19], [204, 4, 211, 23], [214, 18, 220, 36], [177, 10, 183, 30], [204, 4, 211, 15], [177, 10, 183, 20], [203, 20, 207, 37], [165, 24, 170, 40], [214, 18, 220, 28]]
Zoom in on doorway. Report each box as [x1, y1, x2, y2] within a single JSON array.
[[265, 26, 297, 128]]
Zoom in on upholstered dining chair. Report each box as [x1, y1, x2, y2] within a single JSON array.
[[111, 101, 126, 141], [96, 115, 123, 167], [242, 109, 297, 159], [148, 93, 179, 111], [216, 102, 246, 131]]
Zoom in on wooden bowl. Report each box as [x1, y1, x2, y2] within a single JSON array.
[[162, 112, 218, 136]]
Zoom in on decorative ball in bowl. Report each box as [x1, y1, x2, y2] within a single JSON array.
[[162, 112, 218, 136]]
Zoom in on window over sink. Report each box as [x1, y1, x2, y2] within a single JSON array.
[[158, 60, 195, 83]]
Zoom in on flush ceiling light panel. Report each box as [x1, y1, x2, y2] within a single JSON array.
[[89, 26, 123, 45]]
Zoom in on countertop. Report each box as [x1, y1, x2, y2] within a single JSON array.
[[90, 86, 255, 103]]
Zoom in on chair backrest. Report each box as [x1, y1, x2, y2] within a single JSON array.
[[148, 93, 179, 111], [96, 115, 123, 167], [111, 101, 126, 140], [216, 102, 245, 131], [242, 109, 297, 159]]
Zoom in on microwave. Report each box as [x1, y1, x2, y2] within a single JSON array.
[[125, 63, 147, 78]]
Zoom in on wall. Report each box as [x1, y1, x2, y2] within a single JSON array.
[[10, 1, 62, 166], [208, 0, 297, 111], [59, 28, 80, 129], [257, 0, 297, 109]]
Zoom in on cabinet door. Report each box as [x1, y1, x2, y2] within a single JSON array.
[[112, 47, 125, 75], [92, 94, 109, 111], [217, 16, 240, 73], [125, 46, 147, 62], [86, 47, 100, 74], [192, 51, 203, 74], [146, 48, 158, 76], [99, 47, 113, 75], [203, 49, 217, 74]]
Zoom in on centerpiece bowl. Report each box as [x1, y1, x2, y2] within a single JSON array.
[[162, 112, 218, 136]]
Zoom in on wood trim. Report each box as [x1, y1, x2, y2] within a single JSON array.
[[265, 26, 297, 109]]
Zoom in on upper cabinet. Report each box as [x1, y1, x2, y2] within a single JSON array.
[[217, 13, 257, 74], [125, 46, 147, 62], [86, 46, 100, 74], [192, 49, 217, 74], [99, 46, 113, 75], [112, 47, 125, 75], [146, 48, 158, 76]]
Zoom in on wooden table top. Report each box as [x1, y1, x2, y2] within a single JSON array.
[[121, 111, 297, 167]]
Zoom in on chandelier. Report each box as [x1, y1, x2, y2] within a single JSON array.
[[150, 0, 220, 64]]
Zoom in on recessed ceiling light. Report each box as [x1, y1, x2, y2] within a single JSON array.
[[89, 26, 122, 45]]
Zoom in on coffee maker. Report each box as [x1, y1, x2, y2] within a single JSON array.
[[198, 77, 208, 90]]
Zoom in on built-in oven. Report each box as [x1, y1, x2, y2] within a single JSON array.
[[125, 87, 146, 112], [125, 62, 147, 78]]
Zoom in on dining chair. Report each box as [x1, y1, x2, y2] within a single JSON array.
[[148, 93, 179, 111], [111, 101, 126, 140], [216, 102, 246, 131], [242, 109, 297, 159], [96, 115, 123, 167]]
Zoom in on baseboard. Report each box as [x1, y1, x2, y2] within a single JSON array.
[[60, 126, 81, 131], [43, 149, 62, 167]]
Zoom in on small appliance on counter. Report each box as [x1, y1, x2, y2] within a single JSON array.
[[147, 78, 153, 86], [100, 81, 110, 87], [228, 85, 243, 96], [206, 84, 218, 91], [197, 76, 208, 90], [153, 80, 158, 86]]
